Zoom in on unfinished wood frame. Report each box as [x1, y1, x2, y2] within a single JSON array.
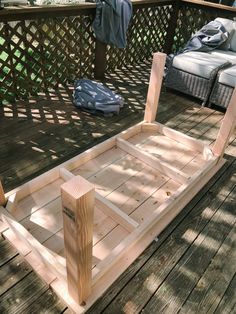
[[117, 137, 189, 184], [212, 87, 236, 158], [59, 168, 139, 232], [61, 176, 95, 305], [1, 52, 235, 314], [144, 52, 166, 122], [0, 180, 6, 206]]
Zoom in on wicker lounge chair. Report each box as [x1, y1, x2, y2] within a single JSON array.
[[209, 64, 236, 109], [165, 17, 236, 106], [165, 51, 230, 105]]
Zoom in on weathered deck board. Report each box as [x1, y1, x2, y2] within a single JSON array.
[[179, 219, 236, 313], [0, 235, 18, 267], [140, 184, 236, 313], [215, 273, 236, 314], [0, 272, 48, 313], [0, 254, 31, 297], [0, 62, 235, 313], [97, 159, 236, 314], [21, 288, 67, 314], [0, 61, 192, 192]]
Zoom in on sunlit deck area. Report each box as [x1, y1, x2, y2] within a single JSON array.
[[0, 58, 236, 313], [1, 0, 236, 313]]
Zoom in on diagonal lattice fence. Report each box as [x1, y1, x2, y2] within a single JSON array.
[[0, 13, 95, 103], [0, 1, 174, 103], [0, 1, 235, 103], [106, 3, 173, 72]]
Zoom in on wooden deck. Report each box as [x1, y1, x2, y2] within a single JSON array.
[[0, 61, 236, 313]]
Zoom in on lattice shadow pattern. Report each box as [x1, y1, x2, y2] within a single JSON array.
[[1, 2, 233, 104], [0, 14, 95, 103], [106, 4, 173, 73]]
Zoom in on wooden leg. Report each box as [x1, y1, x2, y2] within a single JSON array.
[[212, 87, 236, 158], [144, 52, 166, 123], [0, 180, 6, 207], [61, 176, 95, 305]]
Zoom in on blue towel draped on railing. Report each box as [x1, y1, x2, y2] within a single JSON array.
[[92, 0, 132, 48]]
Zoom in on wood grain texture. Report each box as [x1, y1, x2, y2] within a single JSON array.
[[215, 273, 236, 314], [0, 254, 31, 296], [23, 288, 67, 314], [117, 137, 189, 184], [0, 58, 236, 314], [95, 192, 139, 232], [144, 52, 166, 122], [179, 218, 236, 313], [0, 235, 18, 267], [101, 159, 236, 314], [91, 157, 224, 295], [213, 87, 236, 158], [0, 180, 6, 207], [0, 272, 48, 314], [142, 121, 207, 154], [142, 182, 236, 314], [61, 176, 95, 305], [2, 214, 67, 281]]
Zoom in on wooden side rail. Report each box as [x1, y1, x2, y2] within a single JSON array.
[[92, 155, 223, 285], [0, 0, 173, 22], [142, 122, 213, 159], [117, 138, 189, 184], [61, 176, 95, 305], [95, 193, 139, 232], [1, 213, 66, 281], [0, 1, 234, 23], [143, 53, 236, 162], [213, 87, 236, 159], [0, 180, 6, 207], [60, 167, 139, 232], [59, 167, 74, 181], [181, 0, 236, 12]]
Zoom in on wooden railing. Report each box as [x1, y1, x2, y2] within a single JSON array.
[[171, 0, 236, 53], [0, 0, 235, 103], [0, 3, 97, 102]]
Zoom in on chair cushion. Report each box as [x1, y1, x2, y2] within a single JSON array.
[[210, 49, 236, 64], [172, 51, 227, 79], [215, 17, 234, 50], [218, 65, 236, 87]]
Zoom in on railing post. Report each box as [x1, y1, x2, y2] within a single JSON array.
[[94, 39, 107, 79], [61, 175, 95, 305], [0, 180, 6, 207], [163, 0, 180, 54], [144, 52, 166, 123]]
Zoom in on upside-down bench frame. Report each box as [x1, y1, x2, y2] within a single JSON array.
[[0, 52, 236, 313]]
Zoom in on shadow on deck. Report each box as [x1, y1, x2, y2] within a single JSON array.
[[0, 61, 235, 314], [0, 60, 197, 192]]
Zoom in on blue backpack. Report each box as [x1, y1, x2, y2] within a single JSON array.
[[73, 79, 124, 116]]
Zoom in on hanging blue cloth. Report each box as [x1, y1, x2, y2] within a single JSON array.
[[92, 0, 132, 48]]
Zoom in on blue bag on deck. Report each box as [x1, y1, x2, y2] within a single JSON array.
[[73, 79, 124, 116]]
